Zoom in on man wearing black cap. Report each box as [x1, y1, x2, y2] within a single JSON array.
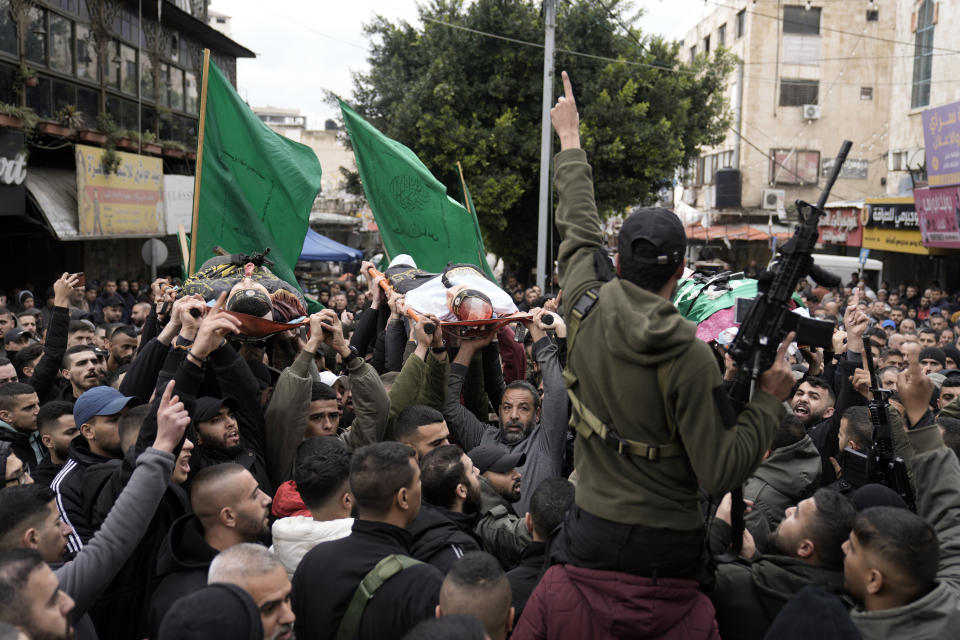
[[468, 445, 531, 569], [920, 346, 946, 377], [4, 327, 35, 358], [548, 73, 794, 583]]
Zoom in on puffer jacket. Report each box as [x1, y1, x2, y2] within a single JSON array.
[[270, 515, 353, 578]]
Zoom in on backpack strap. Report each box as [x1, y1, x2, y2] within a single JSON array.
[[563, 287, 683, 461], [334, 554, 423, 640]]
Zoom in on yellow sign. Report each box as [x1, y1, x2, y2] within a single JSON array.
[[861, 227, 940, 255], [75, 144, 164, 236]]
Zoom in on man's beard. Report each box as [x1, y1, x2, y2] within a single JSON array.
[[792, 401, 827, 427], [500, 418, 535, 444], [463, 482, 483, 514]]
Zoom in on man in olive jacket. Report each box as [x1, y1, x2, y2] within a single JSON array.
[[550, 72, 795, 578]]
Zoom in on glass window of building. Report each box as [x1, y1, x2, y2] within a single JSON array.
[[169, 65, 183, 110], [52, 79, 75, 114], [185, 70, 197, 113], [718, 24, 726, 48], [158, 62, 169, 106], [25, 5, 45, 64], [120, 42, 136, 94], [105, 40, 119, 89], [0, 0, 16, 55], [48, 12, 73, 74], [76, 24, 96, 80], [911, 0, 934, 109], [141, 56, 155, 101]]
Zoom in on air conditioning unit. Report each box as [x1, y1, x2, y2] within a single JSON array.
[[802, 104, 821, 120], [762, 189, 786, 210]]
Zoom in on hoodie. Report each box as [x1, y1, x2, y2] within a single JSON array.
[[149, 514, 219, 637], [554, 147, 782, 530], [0, 418, 43, 469], [744, 435, 822, 548], [271, 480, 311, 518], [407, 503, 482, 574], [511, 564, 720, 640], [270, 515, 353, 578]]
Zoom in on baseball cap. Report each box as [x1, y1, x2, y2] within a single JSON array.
[[618, 207, 686, 266], [103, 294, 124, 308], [467, 445, 526, 474], [3, 328, 34, 345], [193, 396, 240, 423], [318, 371, 338, 387], [74, 386, 136, 429], [881, 319, 896, 329]]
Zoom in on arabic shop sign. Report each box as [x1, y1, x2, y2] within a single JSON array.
[[75, 144, 164, 237], [821, 157, 868, 180], [863, 202, 918, 230], [923, 101, 960, 187], [0, 129, 27, 217], [817, 206, 862, 245], [914, 185, 960, 249]]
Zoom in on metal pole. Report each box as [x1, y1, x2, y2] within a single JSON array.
[[535, 0, 556, 290]]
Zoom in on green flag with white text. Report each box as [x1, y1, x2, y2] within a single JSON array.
[[191, 55, 322, 293], [339, 100, 493, 277]]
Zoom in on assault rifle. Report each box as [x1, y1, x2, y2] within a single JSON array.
[[840, 343, 916, 510], [719, 140, 852, 560]]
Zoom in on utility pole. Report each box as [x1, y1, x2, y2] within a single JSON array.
[[535, 0, 556, 290]]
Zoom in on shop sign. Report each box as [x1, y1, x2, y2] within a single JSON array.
[[914, 185, 960, 248], [863, 203, 918, 230], [821, 157, 868, 179], [75, 144, 164, 236], [923, 101, 960, 187], [817, 207, 862, 245], [862, 227, 933, 255], [0, 129, 26, 216]]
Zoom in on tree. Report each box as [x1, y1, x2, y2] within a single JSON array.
[[346, 0, 735, 278], [87, 0, 121, 116]]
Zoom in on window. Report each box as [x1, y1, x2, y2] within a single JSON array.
[[76, 24, 96, 80], [169, 65, 183, 110], [689, 45, 697, 62], [911, 0, 934, 109], [703, 35, 710, 54], [185, 70, 198, 113], [720, 150, 734, 168], [141, 56, 154, 101], [120, 43, 136, 95], [770, 149, 821, 185], [105, 41, 119, 89], [718, 23, 726, 47], [860, 86, 874, 101], [169, 33, 179, 62], [158, 63, 169, 106], [0, 0, 16, 54], [736, 9, 745, 38], [866, 8, 879, 21], [779, 79, 819, 106], [48, 12, 73, 74], [783, 6, 821, 35], [25, 5, 45, 64]]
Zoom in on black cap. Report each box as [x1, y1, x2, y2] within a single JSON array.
[[618, 207, 686, 266], [851, 484, 908, 511], [919, 346, 946, 368], [227, 287, 273, 317], [103, 294, 124, 308], [157, 583, 262, 640], [193, 396, 240, 423], [3, 328, 34, 345], [467, 445, 526, 474]]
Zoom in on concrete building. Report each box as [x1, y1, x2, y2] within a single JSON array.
[[681, 1, 895, 221], [207, 8, 232, 38]]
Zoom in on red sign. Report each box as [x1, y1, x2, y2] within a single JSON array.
[[818, 206, 862, 245]]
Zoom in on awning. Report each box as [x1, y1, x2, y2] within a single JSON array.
[[309, 212, 361, 227], [300, 228, 362, 262], [684, 223, 793, 243], [25, 167, 79, 240]]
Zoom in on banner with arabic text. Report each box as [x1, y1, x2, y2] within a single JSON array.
[[75, 144, 164, 237]]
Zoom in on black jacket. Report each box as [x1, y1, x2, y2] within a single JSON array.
[[149, 513, 219, 638], [408, 503, 482, 574], [51, 436, 118, 555], [292, 519, 444, 640], [506, 540, 546, 620], [27, 306, 70, 404], [0, 423, 43, 471]]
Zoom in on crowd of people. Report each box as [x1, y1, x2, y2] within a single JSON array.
[[0, 72, 959, 640]]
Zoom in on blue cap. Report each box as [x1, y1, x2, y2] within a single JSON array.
[[74, 386, 136, 429], [881, 319, 896, 329]]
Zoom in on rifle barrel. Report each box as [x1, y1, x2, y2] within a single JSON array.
[[817, 140, 853, 210]]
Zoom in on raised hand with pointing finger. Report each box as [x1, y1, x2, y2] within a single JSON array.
[[551, 70, 580, 150]]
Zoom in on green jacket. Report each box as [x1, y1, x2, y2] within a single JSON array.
[[554, 147, 783, 530], [711, 552, 845, 640], [264, 351, 390, 484], [743, 434, 822, 550], [474, 475, 530, 570], [850, 425, 960, 639], [387, 349, 448, 440]]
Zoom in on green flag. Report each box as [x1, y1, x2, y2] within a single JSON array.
[[191, 52, 322, 296], [339, 100, 494, 277], [673, 276, 805, 323]]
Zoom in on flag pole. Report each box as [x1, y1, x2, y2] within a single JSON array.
[[188, 48, 211, 276]]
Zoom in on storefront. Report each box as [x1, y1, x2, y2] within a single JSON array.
[[862, 197, 947, 288]]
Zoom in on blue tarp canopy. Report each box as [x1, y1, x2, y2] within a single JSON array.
[[299, 228, 363, 262]]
